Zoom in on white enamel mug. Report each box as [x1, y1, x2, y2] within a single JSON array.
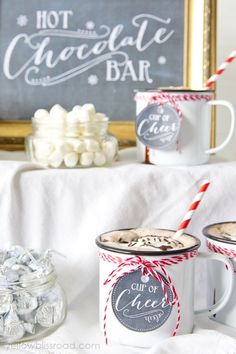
[[96, 229, 234, 348], [203, 222, 236, 328], [135, 89, 235, 166]]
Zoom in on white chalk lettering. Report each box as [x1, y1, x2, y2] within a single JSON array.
[[36, 10, 73, 29], [4, 13, 175, 86]]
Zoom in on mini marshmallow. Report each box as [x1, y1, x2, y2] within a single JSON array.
[[34, 140, 54, 158], [33, 116, 51, 126], [80, 152, 93, 167], [82, 123, 97, 137], [78, 109, 91, 123], [82, 104, 96, 115], [84, 139, 100, 152], [96, 113, 108, 122], [72, 105, 82, 117], [67, 139, 85, 153], [78, 104, 96, 122], [54, 141, 73, 155], [66, 112, 80, 137], [64, 152, 79, 168], [74, 141, 85, 153], [34, 109, 50, 121], [94, 152, 106, 166], [50, 104, 67, 123], [49, 151, 64, 168], [66, 111, 79, 124], [102, 140, 117, 162]]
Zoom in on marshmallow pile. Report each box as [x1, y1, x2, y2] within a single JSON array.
[[27, 104, 118, 168]]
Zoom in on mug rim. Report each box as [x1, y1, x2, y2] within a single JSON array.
[[135, 87, 213, 94], [96, 228, 201, 256], [158, 87, 213, 93], [203, 221, 236, 245]]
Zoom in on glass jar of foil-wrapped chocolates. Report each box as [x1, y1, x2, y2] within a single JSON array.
[[0, 246, 66, 344], [25, 104, 118, 168]]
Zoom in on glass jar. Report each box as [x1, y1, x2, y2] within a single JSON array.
[[25, 118, 118, 168], [0, 269, 66, 344]]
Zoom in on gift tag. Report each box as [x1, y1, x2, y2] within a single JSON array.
[[136, 103, 181, 149], [112, 270, 173, 332]]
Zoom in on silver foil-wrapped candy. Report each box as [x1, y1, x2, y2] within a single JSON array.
[[3, 306, 25, 343], [0, 294, 12, 315], [0, 246, 66, 344], [14, 292, 38, 315], [36, 301, 64, 328], [24, 322, 35, 334]]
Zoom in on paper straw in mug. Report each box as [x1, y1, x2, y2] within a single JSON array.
[[173, 180, 210, 239], [206, 50, 236, 87]]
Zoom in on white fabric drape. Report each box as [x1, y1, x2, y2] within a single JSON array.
[[0, 149, 235, 354]]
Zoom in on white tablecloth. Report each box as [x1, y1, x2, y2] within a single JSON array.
[[0, 148, 236, 354]]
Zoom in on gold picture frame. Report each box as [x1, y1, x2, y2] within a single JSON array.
[[0, 0, 216, 150]]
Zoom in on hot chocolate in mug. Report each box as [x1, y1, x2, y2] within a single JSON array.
[[135, 89, 235, 165], [203, 222, 236, 329], [96, 228, 234, 347]]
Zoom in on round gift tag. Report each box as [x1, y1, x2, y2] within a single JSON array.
[[136, 103, 181, 149], [111, 269, 173, 332]]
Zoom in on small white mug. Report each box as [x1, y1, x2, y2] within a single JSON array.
[[96, 229, 234, 348], [203, 222, 236, 329], [135, 89, 235, 166]]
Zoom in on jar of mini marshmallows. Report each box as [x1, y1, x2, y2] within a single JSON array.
[[0, 246, 66, 344], [25, 104, 118, 168]]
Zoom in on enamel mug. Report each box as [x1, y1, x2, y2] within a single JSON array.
[[203, 222, 236, 329], [96, 229, 234, 348], [135, 89, 235, 166]]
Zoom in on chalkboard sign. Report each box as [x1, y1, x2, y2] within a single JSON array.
[[0, 0, 185, 121]]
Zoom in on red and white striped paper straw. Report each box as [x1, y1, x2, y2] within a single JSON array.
[[206, 50, 236, 87], [173, 179, 210, 239]]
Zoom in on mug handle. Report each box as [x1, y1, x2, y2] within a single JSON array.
[[194, 252, 234, 316], [205, 100, 235, 154]]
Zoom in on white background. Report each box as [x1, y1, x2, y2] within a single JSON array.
[[216, 0, 236, 161]]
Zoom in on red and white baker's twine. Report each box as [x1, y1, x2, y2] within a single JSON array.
[[135, 92, 213, 105], [135, 92, 212, 121], [100, 250, 198, 344], [206, 50, 236, 87], [174, 180, 210, 239], [207, 240, 236, 259]]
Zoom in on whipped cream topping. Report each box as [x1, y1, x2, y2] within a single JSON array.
[[207, 223, 236, 241], [100, 228, 197, 252]]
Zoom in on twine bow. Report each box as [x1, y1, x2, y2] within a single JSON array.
[[148, 93, 183, 120]]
